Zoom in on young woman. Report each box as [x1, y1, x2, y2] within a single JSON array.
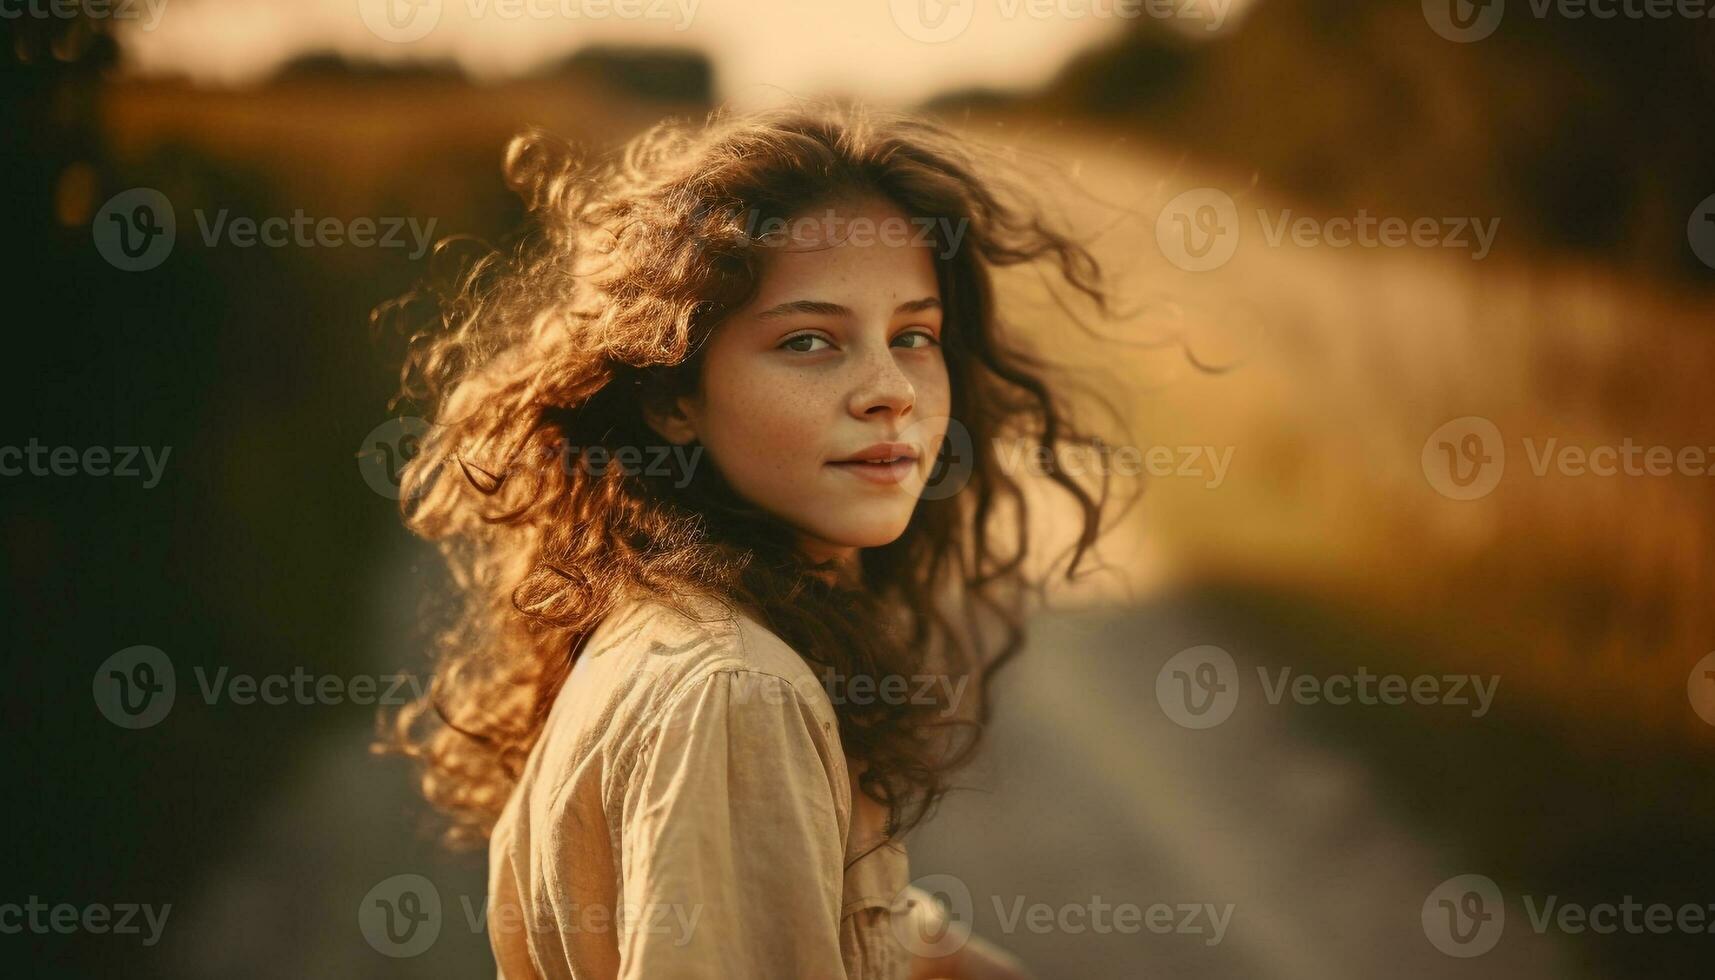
[[381, 101, 1118, 979]]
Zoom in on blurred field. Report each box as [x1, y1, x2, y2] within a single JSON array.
[[935, 110, 1715, 748]]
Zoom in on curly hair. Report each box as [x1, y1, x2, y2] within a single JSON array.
[[376, 99, 1125, 849]]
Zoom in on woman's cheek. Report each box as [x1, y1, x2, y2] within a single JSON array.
[[710, 372, 826, 476], [908, 357, 952, 416]]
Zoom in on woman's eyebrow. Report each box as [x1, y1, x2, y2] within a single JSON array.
[[895, 296, 942, 315], [755, 296, 942, 319]]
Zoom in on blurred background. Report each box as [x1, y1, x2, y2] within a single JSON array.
[[7, 0, 1715, 976]]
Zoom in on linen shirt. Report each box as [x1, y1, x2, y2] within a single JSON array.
[[487, 591, 941, 979]]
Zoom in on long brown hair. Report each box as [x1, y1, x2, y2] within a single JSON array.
[[377, 99, 1125, 848]]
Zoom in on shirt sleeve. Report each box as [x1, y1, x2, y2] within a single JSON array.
[[617, 668, 849, 980]]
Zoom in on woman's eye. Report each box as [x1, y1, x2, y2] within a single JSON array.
[[781, 334, 831, 353], [893, 329, 939, 349]]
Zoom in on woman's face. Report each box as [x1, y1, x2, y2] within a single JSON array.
[[654, 196, 951, 564]]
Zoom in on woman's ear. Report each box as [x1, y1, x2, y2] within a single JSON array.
[[642, 392, 699, 446]]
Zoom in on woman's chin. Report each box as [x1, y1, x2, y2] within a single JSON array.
[[800, 516, 912, 554]]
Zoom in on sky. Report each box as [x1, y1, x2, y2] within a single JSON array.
[[116, 0, 1248, 106]]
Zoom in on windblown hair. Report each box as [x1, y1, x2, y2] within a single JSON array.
[[378, 100, 1124, 849]]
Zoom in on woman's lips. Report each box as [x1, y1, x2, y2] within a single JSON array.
[[826, 457, 917, 485]]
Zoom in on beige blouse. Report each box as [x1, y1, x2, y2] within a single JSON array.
[[487, 591, 944, 979]]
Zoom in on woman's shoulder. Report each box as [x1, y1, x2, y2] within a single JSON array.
[[568, 587, 836, 728], [518, 587, 845, 815]]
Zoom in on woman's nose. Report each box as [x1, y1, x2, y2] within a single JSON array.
[[847, 343, 915, 419]]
